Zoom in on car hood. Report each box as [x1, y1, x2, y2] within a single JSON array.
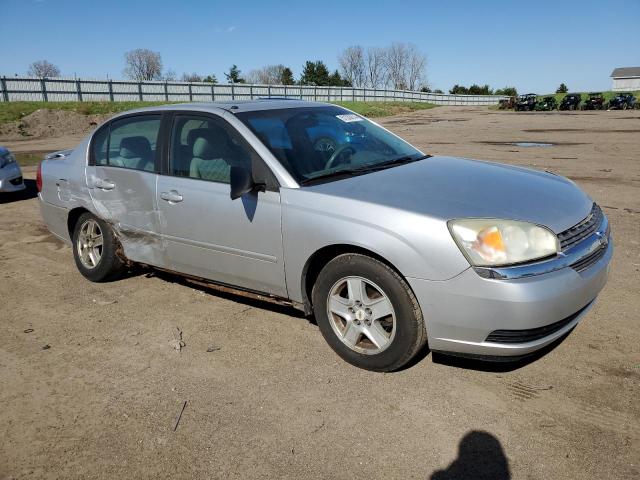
[[305, 156, 593, 233]]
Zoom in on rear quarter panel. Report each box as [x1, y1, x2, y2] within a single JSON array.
[[39, 135, 96, 242]]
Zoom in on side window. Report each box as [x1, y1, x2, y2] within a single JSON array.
[[106, 115, 161, 171], [92, 126, 109, 166], [169, 115, 252, 184]]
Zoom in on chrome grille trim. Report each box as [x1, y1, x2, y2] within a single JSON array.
[[558, 204, 603, 251]]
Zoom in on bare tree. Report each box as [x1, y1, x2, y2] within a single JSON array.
[[246, 64, 288, 84], [338, 46, 366, 87], [384, 42, 427, 90], [123, 49, 163, 81], [366, 47, 387, 88], [181, 72, 203, 82], [27, 60, 60, 77], [162, 69, 177, 81], [385, 42, 409, 90], [406, 44, 427, 91]]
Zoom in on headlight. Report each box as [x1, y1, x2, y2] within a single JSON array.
[[448, 219, 559, 267], [0, 152, 16, 169]]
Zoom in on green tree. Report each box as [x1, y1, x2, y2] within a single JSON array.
[[300, 60, 331, 86], [280, 67, 294, 85], [556, 83, 568, 93], [329, 69, 350, 86], [495, 86, 518, 97], [449, 84, 469, 94], [203, 74, 218, 83], [468, 84, 493, 95], [225, 64, 245, 83], [420, 86, 431, 93]]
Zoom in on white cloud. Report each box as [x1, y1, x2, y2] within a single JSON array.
[[226, 26, 236, 33]]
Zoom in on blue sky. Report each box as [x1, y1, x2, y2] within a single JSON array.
[[2, 0, 639, 93]]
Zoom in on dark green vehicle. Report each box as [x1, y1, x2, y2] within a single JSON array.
[[515, 93, 537, 111], [535, 96, 558, 111], [559, 93, 582, 110], [581, 92, 606, 110], [607, 92, 637, 110]]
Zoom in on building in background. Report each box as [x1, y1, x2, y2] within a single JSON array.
[[610, 67, 640, 91]]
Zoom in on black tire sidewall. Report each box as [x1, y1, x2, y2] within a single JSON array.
[[72, 212, 124, 282], [312, 254, 425, 372]]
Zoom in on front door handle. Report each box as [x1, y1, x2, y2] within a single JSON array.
[[95, 178, 116, 191], [160, 190, 183, 203]]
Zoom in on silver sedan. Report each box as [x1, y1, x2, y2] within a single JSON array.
[[37, 101, 612, 371], [0, 145, 26, 193]]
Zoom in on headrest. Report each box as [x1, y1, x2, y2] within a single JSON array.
[[120, 136, 151, 159], [191, 127, 231, 160]]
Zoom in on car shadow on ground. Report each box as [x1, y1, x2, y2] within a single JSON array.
[[0, 179, 38, 204], [125, 266, 572, 373], [430, 329, 574, 372], [429, 430, 511, 479]]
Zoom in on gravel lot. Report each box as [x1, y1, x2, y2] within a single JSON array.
[[1, 107, 638, 479]]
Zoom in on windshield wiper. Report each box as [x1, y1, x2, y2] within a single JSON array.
[[299, 168, 364, 185], [351, 154, 431, 173], [299, 154, 431, 185]]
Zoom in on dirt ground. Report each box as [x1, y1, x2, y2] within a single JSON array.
[[0, 107, 638, 479]]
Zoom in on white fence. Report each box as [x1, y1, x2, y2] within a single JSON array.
[[0, 76, 507, 106]]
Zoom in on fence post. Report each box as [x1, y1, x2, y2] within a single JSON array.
[[188, 83, 193, 102], [164, 81, 169, 101], [211, 84, 215, 101], [138, 82, 143, 101], [231, 83, 235, 100], [352, 88, 355, 102], [108, 80, 114, 101], [76, 79, 83, 102], [0, 76, 8, 102], [250, 84, 253, 100], [267, 84, 271, 98], [40, 78, 48, 102], [314, 85, 317, 102], [284, 85, 287, 98]]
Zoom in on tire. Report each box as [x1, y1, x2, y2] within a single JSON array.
[[72, 212, 125, 282], [312, 253, 427, 372]]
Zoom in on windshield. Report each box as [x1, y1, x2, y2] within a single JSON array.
[[235, 106, 424, 184]]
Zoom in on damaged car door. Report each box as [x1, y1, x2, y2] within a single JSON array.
[[155, 113, 286, 296], [86, 114, 166, 266]]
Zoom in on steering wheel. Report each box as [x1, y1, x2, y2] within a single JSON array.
[[325, 144, 356, 170]]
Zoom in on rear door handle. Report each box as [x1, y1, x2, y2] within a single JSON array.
[[95, 179, 116, 190], [160, 190, 183, 203]]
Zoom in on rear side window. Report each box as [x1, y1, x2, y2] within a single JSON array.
[[92, 115, 161, 172], [92, 127, 109, 166]]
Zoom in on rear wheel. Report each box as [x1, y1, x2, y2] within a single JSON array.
[[72, 212, 125, 282], [312, 254, 427, 372]]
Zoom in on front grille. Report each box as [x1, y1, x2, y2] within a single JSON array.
[[569, 246, 607, 272], [9, 176, 23, 186], [485, 302, 592, 344], [558, 203, 603, 251]]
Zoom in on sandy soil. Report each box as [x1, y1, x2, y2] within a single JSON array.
[[0, 107, 638, 479]]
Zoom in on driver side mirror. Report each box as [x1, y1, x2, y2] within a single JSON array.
[[230, 165, 265, 200]]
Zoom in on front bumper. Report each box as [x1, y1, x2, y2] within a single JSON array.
[[0, 163, 26, 192], [407, 237, 612, 357]]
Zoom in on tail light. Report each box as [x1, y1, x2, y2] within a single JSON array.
[[36, 161, 43, 192]]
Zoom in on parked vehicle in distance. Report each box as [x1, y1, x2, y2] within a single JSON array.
[[581, 92, 606, 110], [498, 96, 516, 109], [559, 93, 582, 110], [607, 92, 637, 110], [515, 94, 537, 111], [535, 96, 558, 111], [0, 145, 26, 194], [38, 100, 612, 371]]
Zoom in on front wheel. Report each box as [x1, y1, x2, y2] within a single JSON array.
[[72, 212, 125, 282], [312, 254, 427, 372]]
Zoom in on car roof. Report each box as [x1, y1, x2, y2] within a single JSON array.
[[110, 99, 331, 118]]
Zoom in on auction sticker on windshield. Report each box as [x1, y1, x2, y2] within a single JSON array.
[[336, 114, 363, 122]]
